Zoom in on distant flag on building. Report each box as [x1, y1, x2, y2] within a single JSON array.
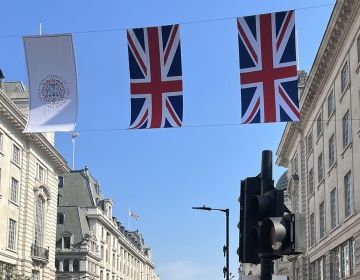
[[237, 10, 300, 124], [129, 209, 140, 220], [23, 34, 78, 132], [127, 24, 183, 129]]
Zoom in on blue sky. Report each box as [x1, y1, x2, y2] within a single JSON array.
[[1, 1, 334, 279]]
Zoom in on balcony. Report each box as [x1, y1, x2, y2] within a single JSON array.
[[31, 244, 49, 263]]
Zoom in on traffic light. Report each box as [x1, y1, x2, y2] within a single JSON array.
[[260, 213, 305, 257], [239, 150, 305, 266], [238, 176, 261, 264]]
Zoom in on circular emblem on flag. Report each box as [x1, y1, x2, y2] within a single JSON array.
[[38, 74, 69, 108]]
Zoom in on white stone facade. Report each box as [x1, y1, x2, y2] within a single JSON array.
[[0, 82, 69, 279], [55, 169, 159, 280], [276, 1, 360, 279]]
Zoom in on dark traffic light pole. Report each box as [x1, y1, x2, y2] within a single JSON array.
[[260, 150, 274, 280], [192, 206, 230, 280]]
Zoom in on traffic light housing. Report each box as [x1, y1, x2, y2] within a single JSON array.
[[238, 176, 261, 264], [238, 150, 304, 265]]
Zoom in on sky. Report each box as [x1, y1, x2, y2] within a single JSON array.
[[1, 1, 334, 279]]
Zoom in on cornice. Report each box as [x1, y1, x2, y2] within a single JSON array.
[[0, 89, 70, 173], [276, 0, 360, 167]]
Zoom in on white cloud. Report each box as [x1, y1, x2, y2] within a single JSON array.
[[157, 260, 221, 280]]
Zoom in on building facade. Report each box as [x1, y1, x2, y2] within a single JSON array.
[[0, 81, 69, 279], [56, 167, 159, 280], [276, 1, 360, 279]]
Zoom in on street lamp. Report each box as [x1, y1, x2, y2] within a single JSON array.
[[192, 205, 230, 280]]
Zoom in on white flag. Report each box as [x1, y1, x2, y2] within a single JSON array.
[[23, 34, 78, 132], [129, 209, 140, 220]]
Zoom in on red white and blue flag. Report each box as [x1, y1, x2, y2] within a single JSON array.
[[127, 24, 183, 129], [238, 10, 300, 124]]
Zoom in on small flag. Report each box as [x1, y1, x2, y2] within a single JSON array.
[[129, 209, 140, 220], [238, 10, 300, 124], [72, 132, 80, 143], [23, 34, 78, 132], [127, 24, 183, 129]]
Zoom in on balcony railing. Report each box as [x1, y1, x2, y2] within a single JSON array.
[[31, 244, 49, 263]]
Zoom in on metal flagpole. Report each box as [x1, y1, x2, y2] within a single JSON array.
[[128, 208, 131, 230], [296, 28, 300, 70], [72, 132, 79, 170], [39, 23, 42, 35]]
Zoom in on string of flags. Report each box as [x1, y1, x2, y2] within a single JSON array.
[[22, 9, 299, 133]]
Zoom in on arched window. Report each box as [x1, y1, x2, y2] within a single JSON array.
[[34, 196, 44, 245], [57, 213, 64, 224], [73, 259, 80, 272], [55, 259, 59, 271], [63, 259, 69, 272]]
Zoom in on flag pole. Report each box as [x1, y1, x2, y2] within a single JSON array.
[[72, 132, 79, 170], [39, 23, 42, 35], [128, 208, 131, 231], [296, 27, 300, 70]]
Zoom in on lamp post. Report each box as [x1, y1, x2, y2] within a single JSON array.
[[192, 205, 230, 280]]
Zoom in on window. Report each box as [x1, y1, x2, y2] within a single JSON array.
[[307, 131, 313, 155], [344, 172, 352, 217], [308, 168, 314, 194], [58, 176, 64, 188], [7, 219, 17, 250], [291, 154, 298, 175], [329, 134, 335, 167], [56, 238, 62, 249], [57, 194, 62, 206], [100, 270, 104, 280], [318, 153, 324, 183], [101, 245, 104, 259], [310, 213, 315, 246], [63, 259, 69, 272], [0, 132, 3, 152], [64, 236, 71, 249], [342, 111, 351, 147], [331, 239, 355, 279], [317, 113, 323, 138], [57, 213, 64, 224], [34, 196, 44, 246], [330, 189, 337, 229], [330, 247, 341, 280], [317, 257, 325, 280], [10, 177, 19, 203], [12, 144, 20, 165], [358, 35, 360, 63], [328, 90, 335, 118], [341, 61, 349, 92], [73, 259, 80, 272], [319, 202, 325, 239], [37, 164, 45, 183], [55, 259, 59, 271], [31, 271, 40, 280]]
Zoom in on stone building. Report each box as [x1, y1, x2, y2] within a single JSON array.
[[56, 167, 159, 280], [276, 1, 360, 279], [0, 80, 69, 279]]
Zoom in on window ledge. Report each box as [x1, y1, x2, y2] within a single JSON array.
[[316, 132, 323, 144], [326, 111, 335, 126], [8, 200, 19, 207], [319, 234, 327, 243], [308, 191, 315, 199], [339, 83, 351, 103], [343, 212, 356, 224], [341, 142, 352, 158], [329, 224, 340, 235], [327, 162, 337, 175], [11, 160, 21, 169], [317, 178, 325, 190], [6, 248, 17, 253], [356, 62, 360, 74]]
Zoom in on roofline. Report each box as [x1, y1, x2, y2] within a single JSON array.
[[0, 88, 70, 173]]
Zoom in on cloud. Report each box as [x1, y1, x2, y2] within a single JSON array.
[[157, 260, 221, 280]]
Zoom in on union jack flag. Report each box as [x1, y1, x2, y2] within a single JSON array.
[[238, 10, 300, 124], [127, 24, 183, 129]]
